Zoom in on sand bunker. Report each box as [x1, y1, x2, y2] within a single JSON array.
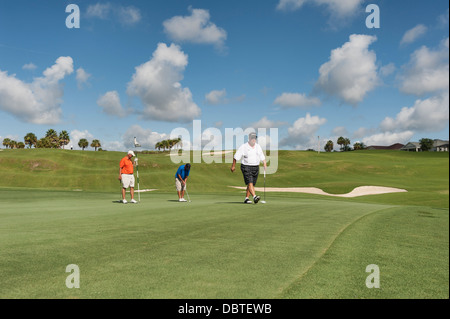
[[167, 151, 233, 156], [230, 186, 407, 198]]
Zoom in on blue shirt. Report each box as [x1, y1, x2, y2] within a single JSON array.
[[175, 165, 190, 180]]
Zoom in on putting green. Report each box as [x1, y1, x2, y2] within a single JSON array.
[[1, 189, 447, 299]]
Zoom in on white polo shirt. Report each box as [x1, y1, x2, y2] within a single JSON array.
[[234, 143, 265, 166]]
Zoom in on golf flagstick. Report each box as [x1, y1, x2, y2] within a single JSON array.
[[261, 169, 267, 204], [134, 137, 142, 203]]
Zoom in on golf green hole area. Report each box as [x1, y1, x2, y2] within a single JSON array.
[[0, 190, 448, 299]]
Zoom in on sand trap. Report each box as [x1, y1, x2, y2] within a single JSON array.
[[229, 186, 407, 198]]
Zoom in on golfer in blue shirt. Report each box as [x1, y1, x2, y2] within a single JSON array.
[[175, 163, 191, 202]]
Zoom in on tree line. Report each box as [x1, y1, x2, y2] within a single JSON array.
[[323, 137, 366, 152], [154, 138, 182, 151], [2, 129, 102, 151]]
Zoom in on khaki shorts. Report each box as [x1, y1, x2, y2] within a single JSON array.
[[175, 178, 186, 192], [122, 174, 135, 189]]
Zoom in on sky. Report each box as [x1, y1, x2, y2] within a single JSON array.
[[0, 0, 449, 151]]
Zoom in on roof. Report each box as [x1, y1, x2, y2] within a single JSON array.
[[367, 143, 404, 150]]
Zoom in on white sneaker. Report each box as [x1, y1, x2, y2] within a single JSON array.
[[179, 198, 187, 202], [130, 199, 138, 204], [122, 199, 128, 204]]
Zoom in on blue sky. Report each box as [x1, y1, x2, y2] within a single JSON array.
[[0, 0, 448, 151]]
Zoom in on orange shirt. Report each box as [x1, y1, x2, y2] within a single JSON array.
[[120, 157, 134, 174]]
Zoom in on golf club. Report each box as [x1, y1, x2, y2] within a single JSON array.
[[260, 169, 267, 204], [134, 137, 141, 203], [185, 188, 192, 203]]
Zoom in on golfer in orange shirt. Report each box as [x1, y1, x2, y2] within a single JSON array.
[[119, 151, 137, 204]]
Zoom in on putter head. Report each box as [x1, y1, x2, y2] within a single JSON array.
[[260, 201, 266, 204]]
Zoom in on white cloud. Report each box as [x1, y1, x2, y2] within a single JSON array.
[[248, 116, 288, 129], [438, 9, 449, 28], [362, 131, 415, 147], [276, 0, 307, 11], [123, 124, 168, 150], [401, 24, 428, 45], [86, 3, 141, 25], [379, 63, 396, 77], [22, 63, 37, 71], [280, 113, 327, 149], [277, 0, 363, 23], [70, 129, 94, 149], [97, 91, 126, 118], [315, 34, 379, 106], [332, 126, 348, 137], [86, 3, 111, 19], [398, 37, 449, 96], [163, 7, 227, 48], [0, 56, 73, 125], [127, 43, 201, 123], [117, 6, 142, 26], [205, 89, 227, 105], [274, 92, 321, 108], [380, 91, 449, 133], [76, 68, 91, 89]]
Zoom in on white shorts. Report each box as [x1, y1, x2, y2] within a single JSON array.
[[175, 178, 186, 192], [122, 174, 135, 189]]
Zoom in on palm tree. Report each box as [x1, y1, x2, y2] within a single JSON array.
[[325, 140, 334, 152], [36, 137, 51, 149], [59, 131, 70, 149], [2, 138, 11, 149], [24, 133, 37, 148], [162, 140, 170, 151], [9, 140, 18, 149], [91, 139, 101, 151], [17, 142, 25, 149], [337, 136, 345, 151], [45, 129, 59, 149], [78, 138, 89, 151], [155, 142, 162, 151]]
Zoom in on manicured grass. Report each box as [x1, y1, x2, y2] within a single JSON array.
[[0, 149, 448, 208], [0, 149, 448, 299], [0, 189, 448, 299]]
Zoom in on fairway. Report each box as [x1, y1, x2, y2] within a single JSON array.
[[0, 189, 448, 299]]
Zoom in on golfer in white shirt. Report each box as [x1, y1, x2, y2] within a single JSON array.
[[231, 132, 267, 204]]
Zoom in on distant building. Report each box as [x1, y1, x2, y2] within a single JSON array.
[[433, 139, 449, 152], [367, 143, 404, 150], [400, 140, 449, 152], [401, 142, 421, 152]]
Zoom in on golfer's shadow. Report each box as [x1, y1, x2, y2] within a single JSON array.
[[112, 200, 123, 204]]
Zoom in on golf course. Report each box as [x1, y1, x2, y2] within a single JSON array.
[[0, 148, 448, 299]]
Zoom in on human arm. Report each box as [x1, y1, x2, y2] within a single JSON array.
[[230, 158, 236, 173]]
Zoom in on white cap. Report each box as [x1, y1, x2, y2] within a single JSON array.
[[128, 150, 136, 157]]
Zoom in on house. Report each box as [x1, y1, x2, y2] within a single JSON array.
[[367, 143, 404, 150], [401, 142, 421, 152], [433, 139, 449, 152], [400, 140, 449, 152]]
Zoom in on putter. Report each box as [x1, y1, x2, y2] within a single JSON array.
[[260, 169, 267, 204], [185, 188, 192, 203]]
